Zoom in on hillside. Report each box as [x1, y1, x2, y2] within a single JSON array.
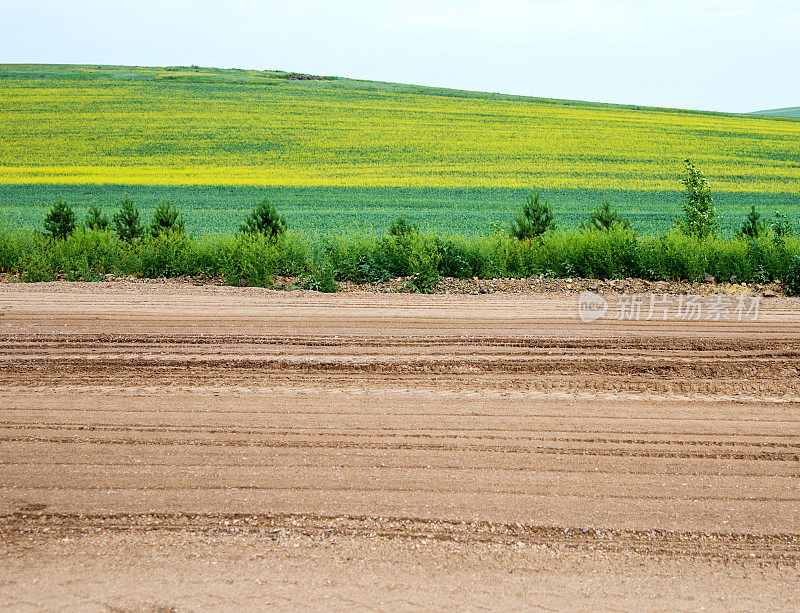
[[754, 106, 800, 119], [1, 64, 798, 236]]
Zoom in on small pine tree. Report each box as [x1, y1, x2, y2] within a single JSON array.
[[85, 204, 109, 231], [740, 204, 765, 239], [240, 198, 286, 241], [587, 198, 630, 231], [150, 201, 185, 237], [43, 197, 77, 240], [677, 158, 718, 239], [112, 196, 143, 242], [388, 214, 417, 237], [510, 190, 555, 241]]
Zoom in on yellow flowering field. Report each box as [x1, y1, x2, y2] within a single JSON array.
[[1, 65, 798, 193]]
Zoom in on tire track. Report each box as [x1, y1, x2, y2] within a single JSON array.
[[1, 284, 800, 540]]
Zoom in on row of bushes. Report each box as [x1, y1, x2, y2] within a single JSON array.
[[2, 225, 799, 294], [0, 229, 308, 287]]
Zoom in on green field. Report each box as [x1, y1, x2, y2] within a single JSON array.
[[1, 64, 798, 237], [2, 185, 797, 239], [755, 107, 800, 119]]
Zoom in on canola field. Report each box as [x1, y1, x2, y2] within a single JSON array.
[[1, 64, 798, 236]]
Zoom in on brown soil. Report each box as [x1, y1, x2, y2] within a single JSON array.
[[1, 282, 799, 609]]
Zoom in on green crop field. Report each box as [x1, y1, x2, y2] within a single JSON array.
[[1, 64, 798, 237], [755, 107, 800, 119]]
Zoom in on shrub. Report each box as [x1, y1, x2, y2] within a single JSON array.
[[85, 204, 109, 231], [301, 260, 339, 293], [43, 197, 77, 240], [322, 235, 386, 281], [545, 227, 638, 279], [702, 235, 749, 282], [60, 229, 134, 277], [0, 226, 28, 272], [138, 232, 195, 278], [784, 255, 800, 296], [150, 201, 185, 237], [740, 204, 765, 239], [771, 210, 794, 244], [112, 196, 144, 242], [240, 197, 286, 240], [388, 214, 417, 237], [585, 198, 630, 231], [215, 234, 277, 286], [407, 243, 441, 293], [744, 234, 785, 283], [510, 190, 555, 241], [211, 233, 307, 286], [677, 158, 718, 239], [20, 245, 57, 282], [636, 231, 708, 281], [437, 237, 474, 278]]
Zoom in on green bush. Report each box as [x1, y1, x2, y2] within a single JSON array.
[[323, 235, 385, 281], [437, 237, 475, 278], [138, 232, 195, 278], [510, 191, 555, 241], [771, 210, 794, 244], [240, 197, 286, 241], [743, 234, 798, 283], [677, 159, 718, 239], [585, 199, 630, 231], [85, 204, 109, 231], [43, 197, 77, 240], [112, 196, 144, 242], [740, 204, 765, 239], [636, 231, 708, 281], [15, 230, 135, 281], [60, 229, 133, 277], [215, 234, 278, 286], [212, 233, 307, 287], [784, 255, 800, 296], [0, 227, 28, 272], [544, 227, 638, 279], [388, 214, 418, 237], [301, 258, 339, 293], [406, 240, 441, 292], [150, 201, 185, 237]]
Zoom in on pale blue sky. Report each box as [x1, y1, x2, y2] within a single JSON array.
[[2, 0, 798, 112]]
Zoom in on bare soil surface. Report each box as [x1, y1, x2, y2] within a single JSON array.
[[1, 282, 799, 610]]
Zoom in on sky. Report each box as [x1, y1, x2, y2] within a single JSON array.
[[1, 0, 798, 113]]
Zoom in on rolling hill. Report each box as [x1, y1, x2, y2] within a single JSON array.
[[754, 106, 800, 119]]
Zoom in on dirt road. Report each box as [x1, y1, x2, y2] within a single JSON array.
[[1, 283, 799, 609]]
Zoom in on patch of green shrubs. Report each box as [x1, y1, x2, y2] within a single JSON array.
[[3, 177, 799, 295]]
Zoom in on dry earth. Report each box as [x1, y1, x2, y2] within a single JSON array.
[[1, 282, 799, 610]]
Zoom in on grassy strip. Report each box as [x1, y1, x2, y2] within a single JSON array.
[[2, 227, 799, 294]]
